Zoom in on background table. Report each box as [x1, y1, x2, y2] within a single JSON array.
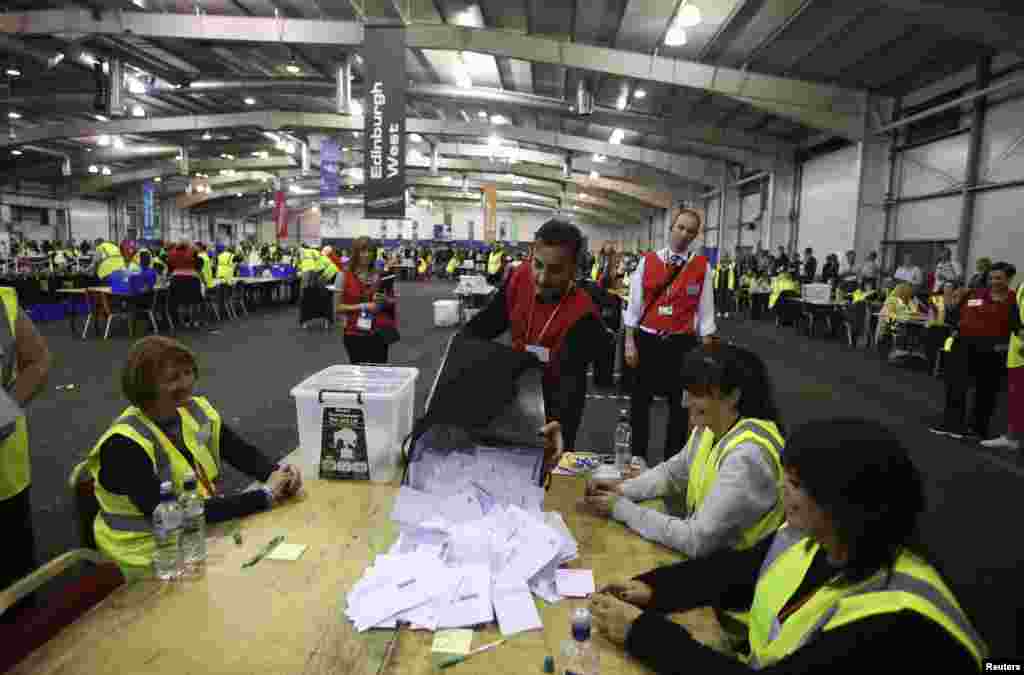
[[12, 477, 722, 675]]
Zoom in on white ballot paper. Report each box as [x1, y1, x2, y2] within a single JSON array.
[[493, 576, 543, 636], [555, 569, 595, 598]]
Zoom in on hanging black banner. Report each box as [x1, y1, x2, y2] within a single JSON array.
[[363, 26, 406, 219]]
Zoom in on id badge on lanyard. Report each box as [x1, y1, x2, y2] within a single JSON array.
[[356, 313, 373, 331], [526, 344, 551, 363], [658, 305, 674, 316]]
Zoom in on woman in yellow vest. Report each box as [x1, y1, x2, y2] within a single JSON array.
[[585, 344, 785, 559], [85, 336, 303, 580], [590, 418, 987, 673], [0, 287, 52, 615], [216, 247, 237, 280], [92, 237, 126, 283]]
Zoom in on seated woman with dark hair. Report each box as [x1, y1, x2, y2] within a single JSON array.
[[585, 344, 785, 559], [590, 418, 987, 673]]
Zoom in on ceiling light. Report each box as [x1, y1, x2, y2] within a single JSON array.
[[284, 61, 301, 75], [593, 153, 606, 162], [154, 176, 161, 182], [488, 135, 501, 149], [80, 53, 97, 68], [93, 114, 109, 122], [676, 4, 703, 28], [609, 128, 625, 144], [48, 52, 64, 68], [202, 131, 212, 141], [444, 175, 453, 182], [343, 146, 350, 151], [97, 134, 111, 147], [7, 112, 20, 120], [127, 77, 146, 95], [101, 166, 111, 176], [616, 96, 627, 111], [635, 88, 647, 99], [251, 151, 261, 157], [490, 114, 509, 125], [10, 150, 22, 156], [112, 136, 125, 150], [284, 142, 296, 154], [88, 164, 99, 174], [409, 133, 423, 143], [5, 67, 21, 78], [477, 110, 488, 119], [244, 97, 256, 105], [236, 192, 243, 197], [350, 100, 364, 116], [589, 170, 599, 180], [289, 184, 300, 193], [665, 26, 687, 47], [131, 104, 145, 118]]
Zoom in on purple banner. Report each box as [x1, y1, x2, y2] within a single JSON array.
[[320, 137, 339, 200]]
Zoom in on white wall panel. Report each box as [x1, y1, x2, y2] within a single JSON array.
[[898, 133, 968, 198], [740, 189, 764, 249], [69, 198, 110, 242], [979, 94, 1024, 184], [798, 144, 859, 259], [969, 187, 1024, 274], [891, 195, 962, 240]]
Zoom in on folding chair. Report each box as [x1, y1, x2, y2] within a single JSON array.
[[230, 281, 249, 318], [101, 294, 136, 340]]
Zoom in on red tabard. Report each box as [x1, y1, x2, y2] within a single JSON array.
[[340, 269, 397, 336], [506, 262, 598, 385], [640, 251, 709, 335], [958, 288, 1016, 338]]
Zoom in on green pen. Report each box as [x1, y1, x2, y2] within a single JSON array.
[[242, 535, 285, 569], [438, 639, 506, 669]]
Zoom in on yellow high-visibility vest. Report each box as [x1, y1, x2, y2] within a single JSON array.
[[0, 288, 29, 501], [95, 241, 126, 279], [748, 524, 987, 670], [86, 397, 222, 579], [1009, 284, 1024, 369]]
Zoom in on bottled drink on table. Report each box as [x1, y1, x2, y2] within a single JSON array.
[[613, 410, 632, 474], [561, 607, 599, 675], [152, 480, 184, 581], [179, 471, 207, 573]]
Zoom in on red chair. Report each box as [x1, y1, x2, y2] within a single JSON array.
[[0, 549, 125, 672]]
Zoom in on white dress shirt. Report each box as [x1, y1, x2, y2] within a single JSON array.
[[623, 247, 717, 337], [894, 265, 923, 287]]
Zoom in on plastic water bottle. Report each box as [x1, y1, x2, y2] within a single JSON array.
[[561, 607, 599, 675], [614, 410, 632, 474], [152, 480, 184, 581], [179, 471, 207, 572]]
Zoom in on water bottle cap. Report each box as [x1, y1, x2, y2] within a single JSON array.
[[618, 409, 630, 422], [159, 480, 174, 497], [183, 475, 197, 490], [571, 621, 591, 642]]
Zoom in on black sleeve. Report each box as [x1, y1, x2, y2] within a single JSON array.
[[98, 434, 270, 525], [552, 315, 609, 449], [633, 536, 772, 614], [624, 608, 976, 675], [219, 423, 278, 482], [459, 282, 510, 341], [1010, 300, 1021, 334]]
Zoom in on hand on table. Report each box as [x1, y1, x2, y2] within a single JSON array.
[[585, 478, 623, 496], [598, 579, 653, 608], [266, 464, 303, 502], [584, 490, 622, 517], [590, 592, 643, 646], [540, 421, 564, 477]]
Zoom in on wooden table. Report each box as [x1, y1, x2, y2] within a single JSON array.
[[13, 477, 722, 675]]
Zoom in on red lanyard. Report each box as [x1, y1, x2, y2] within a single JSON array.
[[525, 284, 573, 345], [664, 251, 690, 303]]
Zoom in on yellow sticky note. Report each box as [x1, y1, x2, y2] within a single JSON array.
[[265, 543, 307, 561], [431, 629, 473, 655]]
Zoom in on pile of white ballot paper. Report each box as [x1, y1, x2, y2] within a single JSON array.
[[344, 449, 581, 637]]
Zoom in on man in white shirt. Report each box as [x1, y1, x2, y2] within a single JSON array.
[[893, 253, 923, 289], [932, 247, 962, 292], [623, 208, 717, 464]]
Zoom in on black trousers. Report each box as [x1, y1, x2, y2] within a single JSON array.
[[344, 334, 390, 365], [0, 487, 36, 623], [629, 331, 698, 464], [943, 340, 1007, 437]]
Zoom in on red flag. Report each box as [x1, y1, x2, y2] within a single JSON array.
[[273, 190, 288, 239]]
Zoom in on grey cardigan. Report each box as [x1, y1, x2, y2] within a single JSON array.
[[611, 424, 781, 558]]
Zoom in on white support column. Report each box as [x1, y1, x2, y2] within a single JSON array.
[[854, 95, 894, 262], [768, 162, 796, 252]]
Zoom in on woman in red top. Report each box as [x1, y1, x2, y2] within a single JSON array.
[[930, 261, 1018, 440], [335, 236, 397, 365], [167, 242, 205, 329]]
